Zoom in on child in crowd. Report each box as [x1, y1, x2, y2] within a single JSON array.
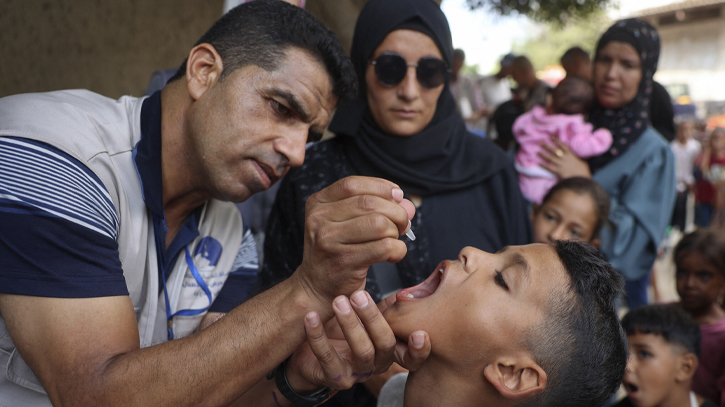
[[695, 128, 725, 227], [670, 119, 701, 232], [513, 76, 613, 204], [530, 176, 610, 248], [376, 240, 627, 407], [673, 229, 725, 405], [615, 304, 717, 407]]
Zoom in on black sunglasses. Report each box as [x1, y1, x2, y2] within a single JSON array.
[[370, 52, 449, 89]]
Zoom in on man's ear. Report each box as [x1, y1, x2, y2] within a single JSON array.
[[483, 356, 547, 400], [674, 352, 698, 383], [185, 43, 224, 101]]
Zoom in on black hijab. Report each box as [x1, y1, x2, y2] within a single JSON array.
[[328, 0, 504, 196], [588, 18, 661, 172]]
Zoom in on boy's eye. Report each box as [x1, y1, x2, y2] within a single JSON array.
[[495, 270, 509, 290], [570, 229, 582, 238], [637, 350, 651, 359]]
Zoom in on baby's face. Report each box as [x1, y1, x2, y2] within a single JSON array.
[[532, 190, 599, 246], [622, 333, 684, 407], [383, 244, 569, 368]]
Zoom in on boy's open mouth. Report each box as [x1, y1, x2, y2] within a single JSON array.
[[623, 381, 639, 396], [395, 261, 447, 301]]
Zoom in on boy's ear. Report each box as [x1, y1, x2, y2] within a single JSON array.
[[674, 352, 699, 383], [186, 43, 224, 101], [483, 356, 547, 400]]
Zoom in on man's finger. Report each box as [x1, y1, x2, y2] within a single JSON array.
[[310, 176, 402, 205], [303, 312, 346, 386], [349, 291, 397, 374], [332, 296, 377, 378], [394, 331, 431, 372]]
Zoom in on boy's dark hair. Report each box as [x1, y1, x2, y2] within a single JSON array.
[[519, 240, 627, 407], [621, 304, 701, 357], [168, 0, 357, 104], [541, 177, 611, 239], [674, 228, 725, 277], [551, 76, 595, 115]]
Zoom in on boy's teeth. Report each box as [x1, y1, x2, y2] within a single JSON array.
[[406, 293, 415, 298], [439, 268, 444, 273]]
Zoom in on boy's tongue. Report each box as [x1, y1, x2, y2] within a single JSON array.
[[396, 265, 443, 301]]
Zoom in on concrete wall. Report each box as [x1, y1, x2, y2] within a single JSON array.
[[0, 0, 444, 99], [647, 5, 725, 103], [0, 0, 226, 99]]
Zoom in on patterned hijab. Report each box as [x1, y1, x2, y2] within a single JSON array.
[[327, 0, 505, 196], [588, 18, 661, 173]]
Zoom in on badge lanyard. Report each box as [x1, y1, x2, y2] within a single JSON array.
[[153, 214, 213, 341]]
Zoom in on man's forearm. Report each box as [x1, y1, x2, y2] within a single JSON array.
[[8, 273, 327, 407]]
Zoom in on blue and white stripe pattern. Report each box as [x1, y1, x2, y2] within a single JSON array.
[[0, 137, 119, 240], [231, 227, 258, 273]]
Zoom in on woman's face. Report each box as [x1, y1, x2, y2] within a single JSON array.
[[593, 41, 642, 109], [366, 29, 445, 137]]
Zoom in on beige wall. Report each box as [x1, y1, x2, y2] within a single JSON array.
[[0, 0, 224, 99], [0, 0, 443, 99]]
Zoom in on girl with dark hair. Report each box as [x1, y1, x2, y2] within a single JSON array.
[[673, 228, 725, 406], [539, 19, 676, 310], [259, 0, 531, 405]]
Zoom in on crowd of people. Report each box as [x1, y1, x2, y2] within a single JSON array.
[[0, 0, 723, 406]]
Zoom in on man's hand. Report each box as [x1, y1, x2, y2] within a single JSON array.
[[376, 292, 431, 371], [295, 176, 415, 311], [286, 290, 397, 392]]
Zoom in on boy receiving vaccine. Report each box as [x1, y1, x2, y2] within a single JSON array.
[[615, 304, 717, 407], [373, 240, 626, 407], [514, 76, 613, 204]]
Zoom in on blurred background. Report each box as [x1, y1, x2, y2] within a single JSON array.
[[1, 0, 723, 125]]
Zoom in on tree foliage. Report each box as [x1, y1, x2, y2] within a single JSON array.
[[464, 0, 614, 25], [511, 9, 611, 71]]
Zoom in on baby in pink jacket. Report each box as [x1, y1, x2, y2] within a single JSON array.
[[513, 76, 612, 204]]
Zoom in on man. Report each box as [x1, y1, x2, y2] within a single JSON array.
[[511, 55, 551, 113], [449, 49, 485, 136], [560, 46, 592, 81], [0, 2, 428, 406], [475, 52, 515, 140]]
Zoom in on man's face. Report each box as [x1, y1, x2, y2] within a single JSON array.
[[187, 48, 336, 202], [622, 332, 685, 407], [383, 244, 569, 369]]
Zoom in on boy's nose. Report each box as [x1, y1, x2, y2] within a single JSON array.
[[548, 225, 567, 242]]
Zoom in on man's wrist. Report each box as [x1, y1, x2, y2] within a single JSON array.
[[287, 269, 334, 321]]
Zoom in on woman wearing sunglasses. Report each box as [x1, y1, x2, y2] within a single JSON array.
[[259, 0, 531, 403]]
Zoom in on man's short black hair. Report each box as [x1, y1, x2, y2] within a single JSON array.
[[560, 46, 591, 64], [519, 240, 627, 407], [621, 304, 701, 358], [453, 48, 466, 61], [169, 0, 356, 104]]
